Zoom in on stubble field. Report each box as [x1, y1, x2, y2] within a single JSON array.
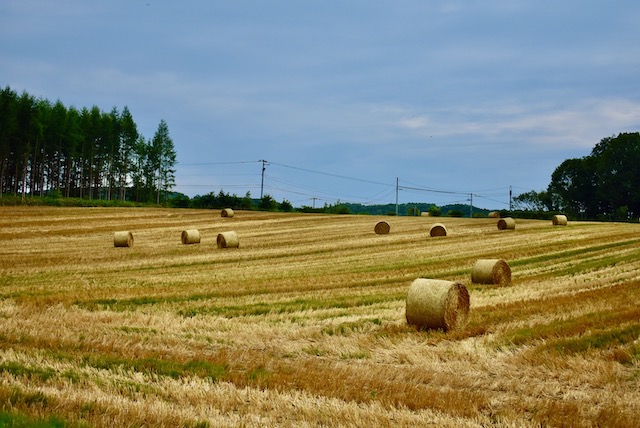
[[0, 206, 639, 427]]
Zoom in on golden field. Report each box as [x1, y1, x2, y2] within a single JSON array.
[[0, 206, 639, 427]]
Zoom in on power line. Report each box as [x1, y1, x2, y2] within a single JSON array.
[[177, 158, 512, 209], [179, 160, 261, 166], [267, 161, 390, 187]]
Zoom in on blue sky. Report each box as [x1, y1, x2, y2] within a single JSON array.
[[2, 1, 639, 209]]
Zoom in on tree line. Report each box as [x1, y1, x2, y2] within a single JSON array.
[[0, 86, 176, 203], [513, 132, 640, 221]]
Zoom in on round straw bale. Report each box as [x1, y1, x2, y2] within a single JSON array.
[[406, 279, 470, 331], [374, 221, 391, 235], [429, 223, 447, 237], [113, 231, 134, 248], [497, 217, 516, 230], [221, 208, 234, 218], [471, 259, 511, 286], [487, 211, 500, 218], [181, 229, 201, 245], [552, 214, 568, 226], [217, 231, 239, 248], [421, 212, 430, 217]]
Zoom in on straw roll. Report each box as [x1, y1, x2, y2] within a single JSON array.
[[374, 221, 391, 235], [221, 208, 234, 218], [429, 223, 447, 237], [217, 231, 239, 248], [471, 259, 511, 286], [181, 229, 201, 245], [114, 231, 134, 248], [552, 215, 568, 226], [487, 211, 500, 218], [497, 217, 516, 230], [406, 279, 470, 331]]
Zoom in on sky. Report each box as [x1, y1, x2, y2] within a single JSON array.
[[2, 1, 640, 209]]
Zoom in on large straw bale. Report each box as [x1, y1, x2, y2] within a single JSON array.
[[181, 229, 201, 245], [429, 223, 447, 237], [217, 231, 239, 248], [497, 217, 516, 230], [552, 214, 568, 226], [221, 208, 234, 218], [471, 259, 511, 286], [406, 279, 470, 331], [114, 231, 134, 248], [374, 221, 391, 235]]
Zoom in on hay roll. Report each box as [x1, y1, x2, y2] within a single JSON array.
[[374, 221, 391, 235], [181, 229, 201, 245], [406, 279, 470, 331], [429, 223, 447, 237], [497, 217, 516, 230], [114, 231, 134, 248], [221, 208, 234, 218], [471, 259, 511, 286], [552, 214, 568, 226], [217, 231, 239, 248], [487, 211, 500, 218]]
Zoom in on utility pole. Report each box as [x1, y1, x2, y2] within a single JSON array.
[[311, 197, 318, 209], [260, 159, 267, 199], [509, 185, 512, 211], [469, 193, 473, 218], [395, 177, 399, 216]]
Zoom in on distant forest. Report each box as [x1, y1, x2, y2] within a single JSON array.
[[0, 86, 176, 203]]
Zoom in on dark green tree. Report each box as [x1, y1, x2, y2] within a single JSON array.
[[151, 119, 177, 205], [512, 190, 552, 211], [547, 132, 640, 220], [118, 106, 138, 200], [259, 194, 277, 211]]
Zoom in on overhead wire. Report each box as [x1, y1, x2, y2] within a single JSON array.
[[178, 159, 512, 207]]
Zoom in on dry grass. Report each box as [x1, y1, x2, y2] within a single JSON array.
[[1, 206, 640, 427]]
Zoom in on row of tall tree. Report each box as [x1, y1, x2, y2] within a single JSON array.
[[514, 132, 640, 220], [0, 86, 176, 203]]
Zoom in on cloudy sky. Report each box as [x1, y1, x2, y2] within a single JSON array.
[[2, 1, 639, 209]]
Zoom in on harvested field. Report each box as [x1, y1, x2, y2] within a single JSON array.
[[1, 206, 639, 427]]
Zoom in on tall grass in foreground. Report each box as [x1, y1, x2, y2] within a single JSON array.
[[1, 206, 639, 427]]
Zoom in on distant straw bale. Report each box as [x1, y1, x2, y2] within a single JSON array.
[[221, 208, 234, 218], [114, 231, 133, 248], [471, 259, 511, 286], [487, 211, 500, 218], [217, 231, 239, 248], [429, 223, 447, 237], [406, 278, 470, 331], [421, 212, 430, 217], [181, 229, 201, 245], [552, 215, 568, 226], [497, 217, 516, 230], [374, 221, 391, 235]]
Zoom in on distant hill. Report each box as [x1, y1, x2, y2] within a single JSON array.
[[341, 202, 492, 217]]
